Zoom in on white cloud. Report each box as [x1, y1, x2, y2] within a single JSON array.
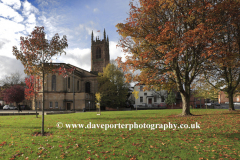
[[52, 42, 129, 73], [89, 21, 94, 25], [35, 0, 58, 8], [0, 3, 24, 22], [0, 18, 25, 40], [78, 24, 84, 30], [93, 8, 98, 12], [0, 39, 10, 49], [22, 0, 39, 17], [109, 41, 126, 63], [38, 15, 57, 37], [0, 55, 26, 81], [85, 26, 93, 35], [26, 13, 36, 24], [1, 0, 21, 10], [85, 5, 89, 9], [38, 14, 70, 40], [25, 23, 36, 34], [76, 23, 100, 38], [53, 48, 91, 71]]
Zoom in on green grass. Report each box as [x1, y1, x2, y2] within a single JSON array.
[[0, 109, 240, 160]]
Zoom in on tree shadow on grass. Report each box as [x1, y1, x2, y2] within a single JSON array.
[[200, 111, 240, 116], [80, 116, 165, 120], [3, 126, 40, 129], [216, 132, 240, 141], [221, 111, 240, 115], [167, 114, 203, 118]]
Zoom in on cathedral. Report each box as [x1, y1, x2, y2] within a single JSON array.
[[33, 29, 110, 111]]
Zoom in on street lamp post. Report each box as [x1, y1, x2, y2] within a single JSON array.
[[89, 101, 90, 111]]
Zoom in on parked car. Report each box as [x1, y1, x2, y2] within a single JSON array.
[[159, 103, 167, 108], [142, 103, 148, 107], [148, 104, 153, 108], [205, 103, 213, 106], [214, 103, 220, 106], [153, 103, 159, 107], [3, 105, 17, 110]]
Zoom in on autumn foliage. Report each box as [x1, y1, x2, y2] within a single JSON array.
[[203, 0, 240, 110], [13, 26, 68, 75], [12, 26, 73, 135], [115, 0, 239, 115], [2, 85, 24, 104], [24, 75, 41, 101]]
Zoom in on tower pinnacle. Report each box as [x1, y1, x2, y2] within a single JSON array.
[[104, 28, 106, 40], [91, 30, 93, 42]]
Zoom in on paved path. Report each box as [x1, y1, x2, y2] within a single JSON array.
[[0, 104, 239, 114], [0, 110, 83, 115], [213, 104, 240, 109]]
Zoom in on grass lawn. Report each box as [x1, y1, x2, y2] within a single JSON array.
[[0, 109, 239, 160]]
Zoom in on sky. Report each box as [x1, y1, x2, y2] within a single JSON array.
[[0, 0, 140, 86]]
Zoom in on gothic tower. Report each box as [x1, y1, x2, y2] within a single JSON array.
[[91, 28, 110, 73]]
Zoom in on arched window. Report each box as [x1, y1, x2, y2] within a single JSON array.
[[85, 82, 90, 93], [96, 47, 101, 59], [52, 75, 56, 91]]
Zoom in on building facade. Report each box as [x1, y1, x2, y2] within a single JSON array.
[[133, 84, 168, 108], [218, 91, 240, 104], [34, 29, 110, 111]]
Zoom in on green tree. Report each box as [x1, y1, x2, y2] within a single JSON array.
[[165, 91, 176, 109], [97, 63, 129, 109], [193, 79, 219, 103]]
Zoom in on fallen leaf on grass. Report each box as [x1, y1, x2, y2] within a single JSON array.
[[0, 141, 7, 146]]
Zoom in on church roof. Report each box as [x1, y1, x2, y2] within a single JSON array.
[[50, 63, 98, 77]]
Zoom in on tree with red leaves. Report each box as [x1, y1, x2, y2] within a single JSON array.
[[13, 26, 74, 136], [2, 85, 24, 105], [25, 75, 41, 117]]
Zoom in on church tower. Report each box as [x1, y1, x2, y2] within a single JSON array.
[[91, 29, 110, 73]]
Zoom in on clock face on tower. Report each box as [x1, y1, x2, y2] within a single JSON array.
[[91, 29, 110, 73]]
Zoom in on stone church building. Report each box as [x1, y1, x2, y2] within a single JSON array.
[[33, 29, 110, 111]]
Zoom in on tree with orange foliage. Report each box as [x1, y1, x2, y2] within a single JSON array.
[[13, 26, 74, 135], [203, 0, 240, 111], [25, 75, 41, 118], [116, 0, 221, 116]]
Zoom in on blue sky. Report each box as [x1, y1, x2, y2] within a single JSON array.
[[0, 0, 139, 82]]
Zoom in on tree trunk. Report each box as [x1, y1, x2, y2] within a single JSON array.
[[41, 69, 45, 136], [34, 77, 38, 118], [180, 92, 192, 116], [228, 92, 235, 111]]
